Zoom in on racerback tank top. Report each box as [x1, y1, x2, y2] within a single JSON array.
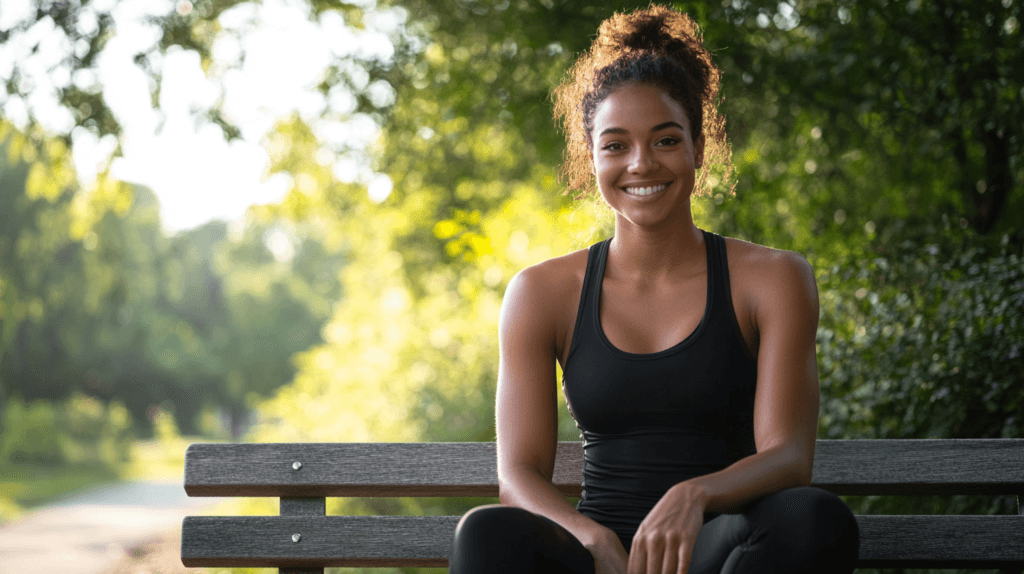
[[562, 230, 758, 543]]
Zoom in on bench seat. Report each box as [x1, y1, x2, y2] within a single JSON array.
[[181, 439, 1024, 570]]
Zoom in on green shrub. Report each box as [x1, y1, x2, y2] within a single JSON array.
[[0, 399, 65, 465], [817, 224, 1023, 516], [0, 394, 134, 468], [818, 228, 1023, 441], [61, 393, 134, 468]]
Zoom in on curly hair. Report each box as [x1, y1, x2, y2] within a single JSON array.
[[552, 5, 733, 198]]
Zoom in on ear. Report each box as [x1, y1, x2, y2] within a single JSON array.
[[694, 134, 706, 169]]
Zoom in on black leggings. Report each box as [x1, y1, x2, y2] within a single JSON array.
[[449, 486, 859, 574]]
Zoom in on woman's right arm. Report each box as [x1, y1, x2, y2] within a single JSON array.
[[496, 264, 627, 570]]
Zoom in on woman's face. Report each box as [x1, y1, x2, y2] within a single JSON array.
[[590, 83, 704, 230]]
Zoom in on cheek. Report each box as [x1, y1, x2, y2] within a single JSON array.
[[594, 160, 614, 191]]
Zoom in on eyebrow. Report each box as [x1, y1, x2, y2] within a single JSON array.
[[598, 121, 686, 138]]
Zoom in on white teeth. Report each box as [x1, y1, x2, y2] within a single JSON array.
[[624, 184, 667, 196]]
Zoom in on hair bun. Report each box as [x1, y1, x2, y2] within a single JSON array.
[[613, 12, 671, 51]]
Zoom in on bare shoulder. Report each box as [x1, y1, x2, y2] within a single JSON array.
[[509, 247, 590, 295], [721, 236, 818, 318], [724, 237, 814, 280], [501, 247, 591, 347]]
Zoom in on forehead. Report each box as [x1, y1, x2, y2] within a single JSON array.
[[592, 83, 690, 135]]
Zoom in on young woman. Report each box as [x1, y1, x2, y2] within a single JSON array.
[[449, 6, 859, 574]]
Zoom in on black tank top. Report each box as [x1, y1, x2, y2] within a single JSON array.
[[562, 230, 757, 542]]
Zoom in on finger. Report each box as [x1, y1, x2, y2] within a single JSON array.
[[647, 548, 660, 574], [677, 541, 693, 574], [661, 538, 678, 574], [645, 538, 663, 574], [628, 536, 646, 574]]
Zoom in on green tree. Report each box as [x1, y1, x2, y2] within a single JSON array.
[[4, 0, 1019, 236], [0, 120, 345, 437]]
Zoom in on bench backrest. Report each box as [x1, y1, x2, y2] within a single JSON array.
[[184, 439, 1024, 497], [181, 439, 1024, 570]]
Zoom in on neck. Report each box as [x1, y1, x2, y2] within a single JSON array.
[[609, 213, 705, 280]]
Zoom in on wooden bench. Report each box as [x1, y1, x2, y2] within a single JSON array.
[[181, 439, 1024, 571]]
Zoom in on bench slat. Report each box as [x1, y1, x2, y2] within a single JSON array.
[[186, 442, 501, 497], [181, 515, 459, 567], [856, 515, 1024, 567], [181, 515, 1024, 568], [185, 440, 1024, 497], [813, 439, 1024, 495]]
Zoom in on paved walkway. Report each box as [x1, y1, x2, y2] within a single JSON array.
[[0, 481, 224, 574]]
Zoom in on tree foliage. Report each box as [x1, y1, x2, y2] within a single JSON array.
[[819, 222, 1023, 442], [0, 120, 345, 437]]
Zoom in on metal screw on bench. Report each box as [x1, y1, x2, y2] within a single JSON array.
[[292, 461, 302, 470], [292, 533, 301, 543]]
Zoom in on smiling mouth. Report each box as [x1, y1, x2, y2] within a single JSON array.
[[623, 183, 668, 196]]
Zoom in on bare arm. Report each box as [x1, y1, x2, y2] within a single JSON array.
[[496, 265, 623, 554], [685, 250, 820, 508]]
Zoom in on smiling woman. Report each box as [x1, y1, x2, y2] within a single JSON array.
[[448, 5, 859, 574], [590, 84, 703, 232]]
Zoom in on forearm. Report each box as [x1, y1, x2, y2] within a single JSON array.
[[682, 441, 813, 514], [499, 464, 617, 548]]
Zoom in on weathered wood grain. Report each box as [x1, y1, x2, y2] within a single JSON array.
[[181, 516, 459, 567], [279, 497, 325, 574], [181, 515, 1024, 568], [811, 439, 1024, 495], [856, 515, 1024, 567], [280, 497, 325, 516], [184, 442, 584, 497], [185, 439, 1024, 497]]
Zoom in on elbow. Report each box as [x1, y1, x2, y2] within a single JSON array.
[[795, 466, 813, 488], [497, 481, 513, 505], [770, 442, 813, 488], [497, 469, 511, 505], [790, 446, 814, 488], [497, 466, 525, 506], [497, 462, 544, 506], [776, 460, 812, 490]]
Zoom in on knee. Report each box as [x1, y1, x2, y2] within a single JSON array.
[[760, 487, 859, 563], [454, 504, 532, 545], [451, 505, 549, 574], [767, 487, 855, 532]]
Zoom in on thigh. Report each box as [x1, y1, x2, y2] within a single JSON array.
[[450, 504, 596, 574], [687, 486, 859, 574]]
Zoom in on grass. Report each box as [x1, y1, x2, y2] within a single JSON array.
[[0, 462, 119, 522], [0, 462, 119, 507], [0, 432, 214, 525]]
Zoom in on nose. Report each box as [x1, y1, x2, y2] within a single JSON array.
[[628, 145, 657, 174]]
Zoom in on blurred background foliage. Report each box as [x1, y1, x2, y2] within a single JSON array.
[[1, 0, 1022, 571]]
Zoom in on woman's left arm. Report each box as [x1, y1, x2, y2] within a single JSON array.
[[628, 250, 820, 574], [689, 249, 820, 504]]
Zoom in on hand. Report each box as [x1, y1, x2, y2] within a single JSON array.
[[584, 526, 630, 574], [628, 482, 707, 574]]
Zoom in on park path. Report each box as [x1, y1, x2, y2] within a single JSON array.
[[0, 480, 223, 574]]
